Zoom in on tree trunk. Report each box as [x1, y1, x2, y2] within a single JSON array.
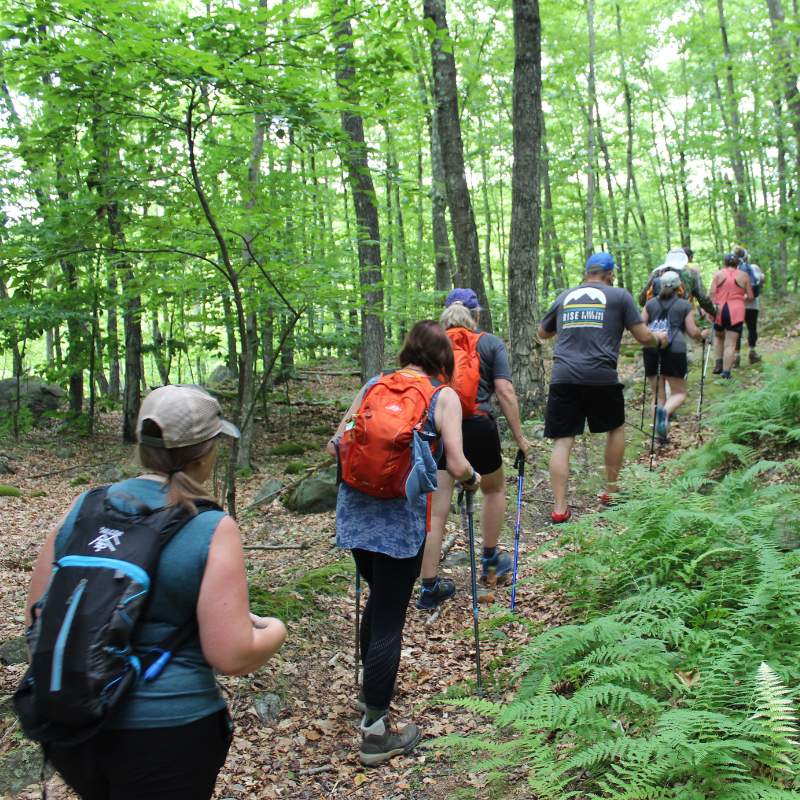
[[334, 9, 385, 381], [540, 111, 566, 291], [508, 0, 545, 415], [107, 271, 120, 400], [477, 115, 494, 293], [584, 0, 597, 259], [773, 96, 789, 291], [594, 100, 621, 282], [716, 0, 750, 240], [430, 106, 454, 292], [424, 0, 492, 330]]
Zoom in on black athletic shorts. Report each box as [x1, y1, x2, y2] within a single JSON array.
[[714, 303, 744, 334], [544, 383, 625, 439], [642, 349, 688, 378], [438, 413, 503, 475]]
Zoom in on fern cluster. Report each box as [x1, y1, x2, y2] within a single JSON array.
[[442, 364, 800, 798]]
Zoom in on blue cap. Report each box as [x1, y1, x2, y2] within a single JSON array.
[[585, 252, 615, 272], [444, 288, 481, 309]]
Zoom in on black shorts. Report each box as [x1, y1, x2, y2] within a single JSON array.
[[642, 349, 688, 378], [714, 303, 744, 334], [438, 414, 503, 475], [544, 383, 625, 439]]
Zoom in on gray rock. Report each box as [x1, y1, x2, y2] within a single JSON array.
[[253, 692, 283, 725], [0, 459, 14, 475], [442, 551, 470, 568], [0, 378, 64, 423], [54, 446, 74, 459], [0, 636, 28, 666], [0, 745, 53, 795], [253, 478, 283, 506], [283, 465, 338, 514], [100, 466, 125, 483], [207, 365, 237, 386]]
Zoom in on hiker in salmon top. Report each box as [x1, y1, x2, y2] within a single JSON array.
[[710, 253, 754, 379], [539, 253, 668, 521], [416, 289, 530, 611], [328, 320, 479, 766], [21, 385, 286, 800]]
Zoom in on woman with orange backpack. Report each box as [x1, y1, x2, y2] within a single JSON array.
[[327, 320, 479, 766], [416, 289, 530, 611]]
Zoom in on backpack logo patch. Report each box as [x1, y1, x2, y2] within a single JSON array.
[[89, 527, 125, 553]]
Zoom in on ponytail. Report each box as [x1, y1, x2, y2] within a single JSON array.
[[137, 419, 217, 514], [658, 284, 676, 300]]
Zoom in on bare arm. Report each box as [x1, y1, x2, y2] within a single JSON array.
[[739, 273, 754, 302], [326, 385, 368, 457], [537, 325, 555, 340], [434, 387, 479, 485], [25, 499, 81, 625], [494, 378, 530, 455], [197, 516, 286, 675], [640, 306, 650, 326], [684, 309, 705, 341]]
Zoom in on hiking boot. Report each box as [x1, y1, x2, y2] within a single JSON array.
[[733, 355, 741, 368], [749, 349, 762, 364], [720, 370, 732, 380], [655, 405, 668, 438], [359, 715, 421, 766], [712, 358, 723, 375], [416, 577, 456, 610], [355, 689, 367, 714], [481, 549, 512, 585]]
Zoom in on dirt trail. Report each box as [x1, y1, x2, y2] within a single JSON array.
[[0, 316, 791, 799]]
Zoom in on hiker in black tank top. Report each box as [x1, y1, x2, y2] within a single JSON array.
[[641, 272, 709, 442]]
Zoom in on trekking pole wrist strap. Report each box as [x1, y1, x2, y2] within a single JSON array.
[[462, 469, 478, 488]]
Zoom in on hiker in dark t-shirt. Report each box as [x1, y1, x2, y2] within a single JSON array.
[[641, 270, 708, 443], [538, 253, 668, 522]]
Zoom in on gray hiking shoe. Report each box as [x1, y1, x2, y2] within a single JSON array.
[[359, 715, 421, 766], [481, 549, 513, 586]]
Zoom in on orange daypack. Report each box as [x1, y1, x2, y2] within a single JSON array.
[[339, 370, 443, 499], [446, 328, 485, 419]]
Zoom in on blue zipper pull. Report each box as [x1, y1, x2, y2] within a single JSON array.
[[143, 650, 172, 682]]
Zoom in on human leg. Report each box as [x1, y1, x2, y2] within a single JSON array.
[[420, 470, 454, 581], [356, 547, 424, 765], [722, 329, 740, 373], [663, 377, 687, 416], [549, 437, 575, 515], [713, 328, 724, 373], [604, 426, 625, 494], [479, 467, 505, 550], [46, 740, 109, 800], [352, 549, 376, 669]]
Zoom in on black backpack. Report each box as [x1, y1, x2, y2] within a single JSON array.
[[14, 486, 221, 746]]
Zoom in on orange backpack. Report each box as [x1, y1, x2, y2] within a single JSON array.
[[339, 370, 443, 499], [446, 328, 485, 418]]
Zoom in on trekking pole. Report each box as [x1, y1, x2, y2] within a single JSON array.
[[696, 336, 710, 424], [510, 449, 525, 613], [649, 351, 662, 472], [640, 370, 647, 430], [464, 487, 483, 696], [354, 569, 361, 688]]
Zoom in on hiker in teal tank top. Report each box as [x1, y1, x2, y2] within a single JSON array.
[[25, 385, 287, 800]]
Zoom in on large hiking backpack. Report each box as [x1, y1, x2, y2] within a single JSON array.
[[339, 370, 443, 499], [446, 328, 485, 419], [739, 262, 762, 298], [14, 487, 220, 746], [645, 268, 689, 302]]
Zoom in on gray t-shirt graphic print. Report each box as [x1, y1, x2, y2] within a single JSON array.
[[541, 283, 642, 385]]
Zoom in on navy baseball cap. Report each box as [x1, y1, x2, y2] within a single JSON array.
[[444, 288, 481, 309], [585, 252, 615, 272]]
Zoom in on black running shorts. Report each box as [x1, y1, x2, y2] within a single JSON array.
[[642, 349, 688, 378], [438, 414, 503, 475], [544, 383, 625, 439], [714, 303, 744, 334]]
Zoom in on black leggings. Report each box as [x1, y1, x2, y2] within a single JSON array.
[[353, 545, 424, 711], [46, 709, 232, 800], [736, 308, 759, 350]]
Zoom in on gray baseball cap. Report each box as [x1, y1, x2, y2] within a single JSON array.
[[137, 385, 240, 449]]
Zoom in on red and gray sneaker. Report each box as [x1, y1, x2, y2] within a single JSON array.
[[359, 714, 421, 766], [551, 508, 572, 524]]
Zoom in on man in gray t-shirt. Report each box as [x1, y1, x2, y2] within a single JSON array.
[[538, 253, 667, 522]]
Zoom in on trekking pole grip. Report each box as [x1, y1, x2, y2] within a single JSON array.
[[514, 449, 525, 476]]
